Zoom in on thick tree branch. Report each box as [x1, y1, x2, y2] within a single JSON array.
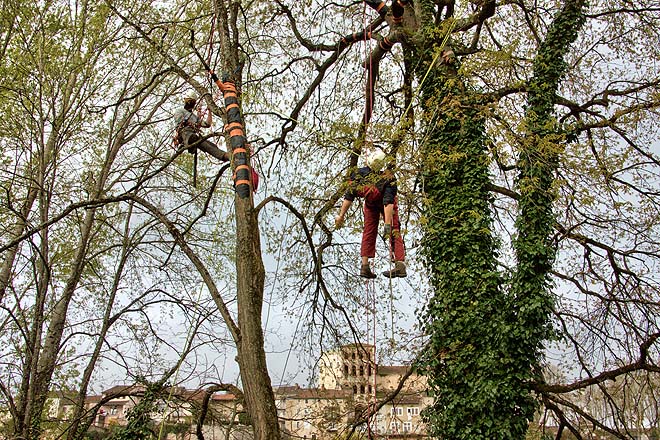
[[533, 332, 660, 394]]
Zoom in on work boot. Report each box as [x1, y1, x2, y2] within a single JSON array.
[[382, 261, 407, 278], [360, 264, 377, 279]]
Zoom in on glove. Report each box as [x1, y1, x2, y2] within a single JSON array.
[[383, 223, 392, 239]]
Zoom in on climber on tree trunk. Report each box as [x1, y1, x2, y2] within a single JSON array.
[[173, 94, 230, 162], [335, 147, 407, 279]]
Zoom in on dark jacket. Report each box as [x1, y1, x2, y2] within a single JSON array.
[[343, 166, 397, 206]]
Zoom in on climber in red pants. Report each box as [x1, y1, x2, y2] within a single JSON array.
[[335, 147, 407, 279]]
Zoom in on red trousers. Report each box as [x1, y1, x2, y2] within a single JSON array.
[[361, 198, 405, 261]]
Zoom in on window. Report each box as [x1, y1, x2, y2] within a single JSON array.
[[296, 421, 301, 429], [391, 407, 403, 416], [108, 406, 118, 415], [367, 365, 372, 376], [407, 407, 419, 417], [351, 366, 356, 376], [344, 364, 349, 376], [403, 422, 412, 433], [360, 385, 365, 394], [352, 352, 356, 360], [359, 366, 364, 376], [353, 385, 357, 394], [368, 385, 372, 394]]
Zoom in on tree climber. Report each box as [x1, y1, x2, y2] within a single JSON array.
[[173, 94, 230, 162], [335, 147, 407, 279]]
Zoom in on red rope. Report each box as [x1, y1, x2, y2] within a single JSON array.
[[206, 14, 216, 69], [363, 1, 375, 141]]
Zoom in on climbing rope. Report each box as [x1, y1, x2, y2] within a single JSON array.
[[364, 275, 377, 438]]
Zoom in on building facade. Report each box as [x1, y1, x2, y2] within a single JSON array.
[[276, 344, 432, 439]]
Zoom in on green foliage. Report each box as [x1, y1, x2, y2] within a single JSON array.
[[160, 422, 190, 438], [418, 66, 534, 440], [509, 0, 587, 381], [417, 2, 587, 439], [84, 428, 116, 440], [237, 411, 252, 425]]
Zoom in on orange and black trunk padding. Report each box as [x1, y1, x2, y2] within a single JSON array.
[[391, 0, 408, 24], [210, 72, 254, 199], [222, 81, 253, 199], [379, 36, 394, 51], [342, 31, 372, 45], [364, 0, 389, 17]]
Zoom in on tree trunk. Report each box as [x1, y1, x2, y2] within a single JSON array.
[[212, 0, 281, 437], [416, 1, 587, 438], [0, 186, 37, 303], [509, 0, 587, 394], [417, 61, 518, 438], [235, 201, 280, 440]]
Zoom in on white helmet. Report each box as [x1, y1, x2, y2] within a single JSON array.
[[366, 148, 387, 172]]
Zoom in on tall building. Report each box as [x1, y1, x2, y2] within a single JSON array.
[[276, 344, 432, 439], [319, 343, 377, 398]]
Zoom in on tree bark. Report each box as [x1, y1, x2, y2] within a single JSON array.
[[212, 0, 281, 436]]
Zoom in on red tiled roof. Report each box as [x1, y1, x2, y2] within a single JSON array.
[[212, 393, 238, 401], [85, 395, 102, 403], [101, 385, 238, 403], [102, 385, 145, 396]]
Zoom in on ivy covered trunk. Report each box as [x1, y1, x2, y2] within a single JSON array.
[[417, 2, 586, 439], [418, 65, 534, 439], [509, 0, 587, 369]]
